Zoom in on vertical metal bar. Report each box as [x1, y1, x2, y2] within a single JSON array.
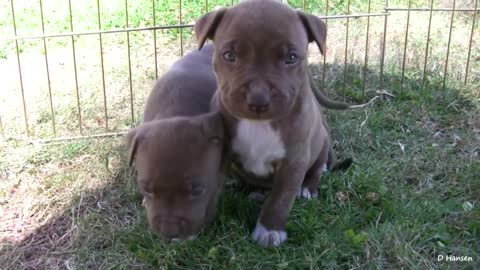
[[400, 0, 412, 92], [96, 0, 108, 131], [39, 0, 56, 135], [303, 0, 306, 10], [68, 0, 83, 134], [179, 0, 184, 56], [125, 0, 135, 125], [464, 0, 477, 85], [443, 0, 456, 90], [362, 0, 372, 98], [10, 1, 29, 137], [422, 0, 434, 88], [205, 0, 208, 12], [0, 115, 4, 138], [153, 0, 158, 80], [379, 0, 389, 89], [321, 0, 328, 91], [343, 0, 351, 96]]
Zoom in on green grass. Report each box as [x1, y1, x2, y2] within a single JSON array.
[[1, 66, 478, 269], [0, 0, 479, 269]]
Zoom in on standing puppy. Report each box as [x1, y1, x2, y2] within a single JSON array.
[[195, 0, 334, 247], [127, 44, 226, 242]]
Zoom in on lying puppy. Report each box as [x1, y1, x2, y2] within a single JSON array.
[[195, 0, 341, 247], [126, 44, 226, 242]]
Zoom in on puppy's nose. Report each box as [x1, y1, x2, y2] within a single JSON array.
[[154, 216, 182, 240], [247, 93, 270, 113]]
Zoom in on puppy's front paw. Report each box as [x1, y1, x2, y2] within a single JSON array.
[[251, 220, 287, 247], [296, 187, 318, 200]]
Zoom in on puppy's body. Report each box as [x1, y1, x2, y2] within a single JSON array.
[[212, 82, 329, 189], [127, 44, 226, 241], [197, 0, 342, 247], [143, 45, 216, 120]]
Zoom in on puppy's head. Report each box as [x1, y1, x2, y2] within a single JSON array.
[[194, 0, 326, 120], [126, 112, 225, 241]]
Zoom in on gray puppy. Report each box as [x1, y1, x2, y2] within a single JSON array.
[[195, 0, 340, 247], [127, 44, 226, 242]]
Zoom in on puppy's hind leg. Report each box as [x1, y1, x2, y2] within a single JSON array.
[[298, 146, 329, 200]]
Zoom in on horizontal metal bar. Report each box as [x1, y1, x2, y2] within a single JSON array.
[[24, 131, 130, 144], [319, 12, 389, 20], [1, 13, 388, 42], [386, 7, 478, 12], [1, 24, 195, 41]]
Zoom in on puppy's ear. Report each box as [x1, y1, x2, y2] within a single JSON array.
[[297, 11, 327, 55], [194, 8, 227, 49], [126, 128, 142, 167], [199, 112, 225, 144]]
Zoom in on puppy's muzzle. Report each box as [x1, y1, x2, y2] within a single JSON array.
[[247, 92, 270, 113], [152, 215, 188, 241]]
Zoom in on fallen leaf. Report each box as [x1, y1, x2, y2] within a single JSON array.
[[398, 140, 406, 155], [463, 201, 474, 212], [336, 191, 348, 202]]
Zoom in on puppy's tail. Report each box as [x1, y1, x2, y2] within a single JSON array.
[[329, 157, 353, 172], [309, 74, 349, 110], [326, 147, 353, 172]]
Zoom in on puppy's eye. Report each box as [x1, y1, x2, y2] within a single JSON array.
[[142, 190, 154, 199], [285, 52, 299, 65], [209, 136, 223, 145], [189, 183, 205, 197], [222, 51, 236, 62]]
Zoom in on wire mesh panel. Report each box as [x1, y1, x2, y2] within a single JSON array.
[[0, 0, 478, 142]]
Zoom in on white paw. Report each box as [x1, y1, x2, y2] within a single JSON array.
[[248, 191, 267, 203], [321, 163, 328, 173], [251, 220, 287, 247], [296, 187, 317, 200]]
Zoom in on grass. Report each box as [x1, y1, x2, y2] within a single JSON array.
[[1, 71, 478, 269], [0, 0, 479, 269]]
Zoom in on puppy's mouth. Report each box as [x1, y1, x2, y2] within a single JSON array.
[[226, 103, 276, 121], [168, 235, 197, 243]]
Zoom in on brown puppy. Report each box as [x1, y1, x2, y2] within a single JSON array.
[[195, 0, 336, 247], [127, 44, 226, 242]]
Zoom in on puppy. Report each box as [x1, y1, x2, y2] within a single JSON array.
[[195, 0, 339, 247], [126, 44, 226, 242]]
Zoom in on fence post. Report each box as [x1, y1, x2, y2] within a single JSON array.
[[379, 0, 389, 90]]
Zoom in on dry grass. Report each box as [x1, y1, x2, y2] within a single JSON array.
[[1, 1, 479, 139], [0, 0, 479, 269]]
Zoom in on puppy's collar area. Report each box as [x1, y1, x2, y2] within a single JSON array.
[[234, 116, 272, 123]]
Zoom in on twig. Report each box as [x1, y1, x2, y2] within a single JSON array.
[[350, 96, 382, 109], [350, 90, 395, 109], [359, 110, 369, 130]]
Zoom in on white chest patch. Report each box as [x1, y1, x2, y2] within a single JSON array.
[[232, 120, 286, 176]]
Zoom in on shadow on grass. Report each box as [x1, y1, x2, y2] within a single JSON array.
[[1, 64, 479, 269]]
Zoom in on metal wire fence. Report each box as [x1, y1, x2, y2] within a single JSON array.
[[0, 0, 478, 142]]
